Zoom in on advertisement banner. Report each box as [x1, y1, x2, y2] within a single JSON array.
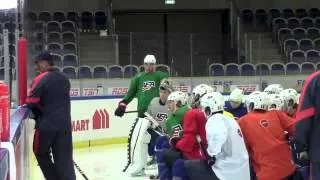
[[71, 98, 138, 142], [212, 84, 259, 93], [108, 87, 129, 95], [174, 85, 191, 93], [70, 88, 80, 97]]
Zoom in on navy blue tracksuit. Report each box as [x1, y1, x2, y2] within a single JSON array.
[[27, 69, 76, 180]]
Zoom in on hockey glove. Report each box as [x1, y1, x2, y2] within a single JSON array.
[[208, 155, 216, 167], [114, 101, 127, 117], [169, 136, 181, 149]]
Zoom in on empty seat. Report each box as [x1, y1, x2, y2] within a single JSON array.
[[271, 63, 285, 75], [309, 8, 320, 18], [293, 28, 307, 40], [209, 63, 224, 76], [67, 12, 79, 26], [62, 66, 77, 79], [81, 11, 93, 30], [273, 18, 287, 32], [240, 63, 255, 76], [27, 11, 37, 22], [78, 65, 92, 79], [225, 63, 240, 76], [299, 38, 313, 51], [301, 62, 316, 74], [301, 17, 314, 29], [278, 28, 292, 42], [62, 43, 76, 54], [241, 9, 254, 24], [296, 8, 308, 18], [63, 54, 78, 66], [108, 65, 123, 78], [38, 11, 51, 22], [35, 21, 44, 32], [52, 66, 61, 71], [269, 9, 281, 19], [51, 53, 62, 67], [306, 49, 320, 63], [290, 50, 306, 63], [93, 65, 108, 78], [315, 18, 320, 29], [47, 21, 61, 32], [307, 27, 320, 39], [255, 9, 268, 25], [287, 17, 300, 29], [286, 62, 301, 75], [156, 64, 170, 75], [48, 43, 62, 54], [255, 63, 270, 75], [62, 21, 75, 32], [62, 32, 76, 43], [282, 8, 294, 19], [53, 12, 66, 22], [33, 43, 44, 53], [94, 11, 107, 30], [47, 32, 61, 43], [284, 39, 299, 56], [314, 38, 320, 51], [124, 65, 138, 78]]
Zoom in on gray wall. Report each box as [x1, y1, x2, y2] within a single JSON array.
[[24, 0, 320, 12]]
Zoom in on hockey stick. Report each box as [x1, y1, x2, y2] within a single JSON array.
[[74, 160, 89, 180], [125, 110, 138, 113]]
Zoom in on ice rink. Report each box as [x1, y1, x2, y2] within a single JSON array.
[[31, 143, 157, 180]]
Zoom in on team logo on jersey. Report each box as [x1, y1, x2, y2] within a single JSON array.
[[260, 119, 270, 128], [237, 129, 243, 137], [142, 81, 156, 92], [172, 124, 183, 137], [155, 113, 168, 122]]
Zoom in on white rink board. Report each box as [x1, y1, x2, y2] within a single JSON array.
[[70, 97, 138, 142]]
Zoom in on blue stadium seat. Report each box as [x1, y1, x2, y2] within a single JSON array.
[[93, 65, 108, 78], [47, 32, 61, 44], [53, 12, 66, 22], [290, 49, 306, 64], [81, 11, 93, 30], [273, 18, 287, 32], [306, 27, 320, 39], [108, 65, 124, 78], [63, 54, 78, 66], [52, 66, 61, 72], [62, 32, 76, 43], [306, 49, 320, 63], [314, 38, 320, 51], [301, 62, 316, 74], [48, 43, 62, 55], [241, 9, 254, 24], [309, 8, 320, 18], [27, 11, 37, 22], [299, 38, 313, 51], [67, 12, 79, 24], [39, 11, 51, 22], [78, 65, 92, 79], [286, 62, 301, 75], [156, 64, 170, 75], [47, 21, 61, 32], [225, 63, 240, 76], [287, 17, 300, 29], [269, 9, 281, 20], [62, 21, 76, 32], [209, 63, 224, 76], [296, 8, 308, 18], [301, 17, 314, 29], [33, 43, 44, 53], [94, 11, 107, 30], [240, 63, 255, 76], [282, 8, 295, 19], [62, 42, 76, 54], [271, 62, 285, 75], [62, 66, 77, 79], [284, 39, 299, 57], [35, 21, 44, 32], [255, 9, 268, 25], [278, 28, 291, 42], [293, 28, 307, 40], [51, 53, 62, 67], [124, 65, 138, 78]]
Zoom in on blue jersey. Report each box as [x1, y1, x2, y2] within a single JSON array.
[[224, 101, 248, 120]]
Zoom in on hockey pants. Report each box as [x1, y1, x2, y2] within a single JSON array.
[[33, 128, 76, 180]]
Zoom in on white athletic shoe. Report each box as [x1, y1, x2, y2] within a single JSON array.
[[130, 169, 146, 177]]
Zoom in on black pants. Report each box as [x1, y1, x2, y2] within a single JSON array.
[[33, 129, 76, 180], [184, 160, 219, 180]]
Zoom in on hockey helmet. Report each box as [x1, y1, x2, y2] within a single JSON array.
[[200, 92, 225, 117], [268, 94, 285, 111], [246, 91, 269, 111], [263, 84, 284, 94], [229, 88, 244, 103], [167, 91, 188, 106], [191, 84, 214, 107], [159, 78, 175, 92], [143, 55, 156, 64]]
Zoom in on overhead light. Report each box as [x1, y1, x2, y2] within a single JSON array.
[[165, 0, 175, 5], [0, 0, 17, 10]]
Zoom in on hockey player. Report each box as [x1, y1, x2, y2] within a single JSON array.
[[295, 71, 320, 179], [189, 84, 214, 108], [263, 84, 284, 94], [173, 92, 250, 180], [114, 54, 168, 118], [154, 91, 189, 180], [238, 91, 296, 180], [281, 88, 299, 118], [123, 78, 174, 176], [224, 88, 247, 119], [268, 93, 285, 111]]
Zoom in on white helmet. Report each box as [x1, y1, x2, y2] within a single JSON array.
[[281, 88, 299, 108], [263, 84, 284, 94], [200, 92, 225, 117], [159, 78, 175, 92], [229, 88, 244, 102], [144, 55, 156, 64], [268, 94, 285, 111], [190, 84, 214, 108], [167, 91, 187, 106], [246, 91, 269, 111]]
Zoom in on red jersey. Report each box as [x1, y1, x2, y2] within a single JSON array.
[[238, 110, 296, 180], [176, 108, 207, 160]]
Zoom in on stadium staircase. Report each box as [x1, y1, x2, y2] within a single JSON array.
[[78, 32, 117, 66]]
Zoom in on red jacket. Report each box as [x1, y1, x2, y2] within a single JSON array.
[[238, 110, 296, 180], [176, 108, 207, 160]]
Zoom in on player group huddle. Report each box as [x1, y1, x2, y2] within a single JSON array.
[[114, 55, 307, 180]]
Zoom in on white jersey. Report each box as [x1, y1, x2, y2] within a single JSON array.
[[147, 97, 170, 130], [206, 113, 250, 180]]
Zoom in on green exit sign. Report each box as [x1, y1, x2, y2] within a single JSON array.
[[165, 0, 175, 4]]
